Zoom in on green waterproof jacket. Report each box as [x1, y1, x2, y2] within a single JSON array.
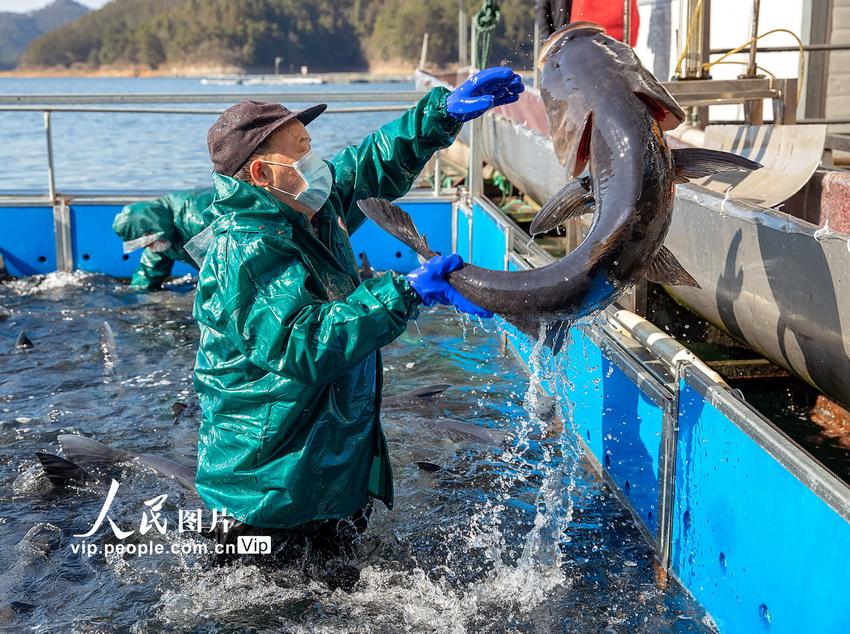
[[112, 188, 213, 290], [193, 87, 461, 528]]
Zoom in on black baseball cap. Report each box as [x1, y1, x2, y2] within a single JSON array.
[[208, 100, 327, 176]]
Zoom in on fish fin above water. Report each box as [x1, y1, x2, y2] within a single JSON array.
[[58, 434, 134, 467], [135, 454, 196, 491], [35, 452, 87, 486], [672, 148, 762, 183], [356, 198, 437, 259], [359, 252, 374, 279], [383, 384, 451, 407], [15, 331, 33, 350], [414, 461, 441, 472], [645, 246, 701, 288], [405, 384, 451, 399], [530, 176, 594, 235]]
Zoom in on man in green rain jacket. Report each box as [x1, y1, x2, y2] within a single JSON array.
[[192, 68, 524, 557], [112, 188, 212, 290]]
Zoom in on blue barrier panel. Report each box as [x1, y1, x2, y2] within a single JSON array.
[[0, 206, 56, 276], [70, 204, 193, 278], [471, 202, 506, 270], [350, 200, 452, 273], [504, 322, 663, 539], [672, 377, 850, 634]]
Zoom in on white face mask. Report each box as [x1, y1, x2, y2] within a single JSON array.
[[260, 150, 333, 212]]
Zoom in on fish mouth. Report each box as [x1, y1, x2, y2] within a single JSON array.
[[538, 21, 607, 65]]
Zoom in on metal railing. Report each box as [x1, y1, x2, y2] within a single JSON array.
[[0, 90, 446, 271]]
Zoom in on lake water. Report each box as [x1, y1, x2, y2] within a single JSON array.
[[0, 272, 712, 632], [0, 77, 415, 194]]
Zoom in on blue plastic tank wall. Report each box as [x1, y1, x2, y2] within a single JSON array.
[[1, 197, 450, 279], [466, 196, 850, 633], [672, 374, 850, 634], [471, 202, 507, 270], [70, 204, 194, 277], [0, 206, 56, 276], [506, 323, 664, 541], [350, 199, 453, 273]]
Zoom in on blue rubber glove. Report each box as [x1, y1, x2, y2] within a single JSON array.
[[407, 254, 493, 318], [446, 66, 525, 123]]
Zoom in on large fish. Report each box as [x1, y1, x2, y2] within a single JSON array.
[[357, 23, 761, 328]]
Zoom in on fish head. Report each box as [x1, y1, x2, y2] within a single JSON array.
[[540, 22, 685, 177]]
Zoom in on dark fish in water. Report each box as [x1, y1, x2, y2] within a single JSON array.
[[17, 523, 62, 556], [15, 331, 33, 349], [357, 23, 760, 327], [39, 387, 453, 492], [359, 252, 375, 279], [171, 401, 188, 423], [36, 434, 196, 491], [383, 383, 451, 407], [407, 416, 505, 446]]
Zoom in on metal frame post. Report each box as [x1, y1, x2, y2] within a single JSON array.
[[43, 111, 56, 203], [623, 0, 632, 45], [45, 110, 74, 272], [533, 10, 541, 89], [468, 118, 483, 199], [433, 151, 442, 197], [458, 1, 468, 68], [657, 361, 683, 571], [53, 198, 73, 272], [743, 0, 764, 124]]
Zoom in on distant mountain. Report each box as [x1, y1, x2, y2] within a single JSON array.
[[19, 0, 535, 73], [0, 0, 90, 70]]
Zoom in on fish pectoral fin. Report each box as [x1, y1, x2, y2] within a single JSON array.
[[35, 452, 87, 487], [672, 148, 763, 183], [356, 198, 437, 259], [530, 176, 594, 235], [645, 246, 701, 288]]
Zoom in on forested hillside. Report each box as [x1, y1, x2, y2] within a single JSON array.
[[0, 0, 89, 69], [20, 0, 535, 72]]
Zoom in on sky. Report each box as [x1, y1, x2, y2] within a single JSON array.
[[5, 0, 109, 12]]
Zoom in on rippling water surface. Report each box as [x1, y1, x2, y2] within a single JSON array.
[[0, 77, 414, 194], [0, 272, 712, 632]]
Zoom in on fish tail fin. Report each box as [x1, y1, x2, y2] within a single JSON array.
[[35, 452, 87, 486], [645, 246, 701, 288], [672, 148, 762, 183], [356, 198, 437, 259], [58, 434, 133, 467]]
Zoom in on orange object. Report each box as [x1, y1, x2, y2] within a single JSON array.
[[571, 0, 640, 47]]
